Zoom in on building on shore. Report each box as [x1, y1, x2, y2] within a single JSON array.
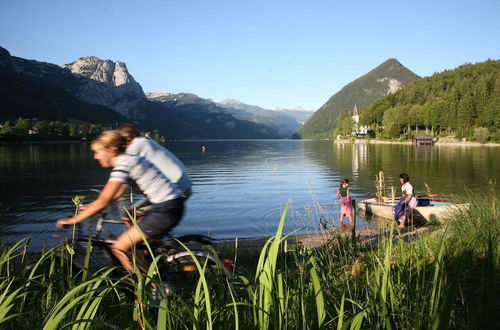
[[412, 134, 434, 146], [352, 104, 369, 137]]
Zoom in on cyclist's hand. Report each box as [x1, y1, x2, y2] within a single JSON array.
[[56, 218, 72, 231], [121, 216, 132, 228]]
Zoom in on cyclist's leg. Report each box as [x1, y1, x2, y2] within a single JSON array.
[[113, 198, 184, 272], [111, 227, 147, 272]]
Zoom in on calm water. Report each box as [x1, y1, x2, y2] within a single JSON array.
[[0, 140, 498, 249]]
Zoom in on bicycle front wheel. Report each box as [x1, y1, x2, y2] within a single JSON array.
[[72, 240, 116, 273]]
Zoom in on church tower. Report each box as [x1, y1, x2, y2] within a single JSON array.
[[352, 104, 360, 124]]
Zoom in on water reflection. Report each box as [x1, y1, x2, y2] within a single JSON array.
[[0, 141, 498, 250]]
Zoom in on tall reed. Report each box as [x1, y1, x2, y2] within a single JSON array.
[[0, 192, 497, 328]]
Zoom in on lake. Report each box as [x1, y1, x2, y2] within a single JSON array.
[[0, 140, 498, 249]]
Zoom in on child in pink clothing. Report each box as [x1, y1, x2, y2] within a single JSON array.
[[336, 179, 353, 225]]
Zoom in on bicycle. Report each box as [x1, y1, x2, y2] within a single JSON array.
[[69, 196, 233, 297]]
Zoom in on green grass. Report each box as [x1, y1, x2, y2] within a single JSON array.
[[0, 193, 498, 329]]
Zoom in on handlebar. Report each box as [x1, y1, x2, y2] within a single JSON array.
[[58, 190, 151, 236]]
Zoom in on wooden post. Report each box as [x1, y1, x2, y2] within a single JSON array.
[[351, 199, 356, 242]]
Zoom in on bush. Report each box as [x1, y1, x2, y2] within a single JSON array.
[[490, 129, 500, 143], [473, 127, 490, 143]]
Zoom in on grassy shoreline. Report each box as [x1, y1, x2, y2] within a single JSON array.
[[1, 193, 498, 329]]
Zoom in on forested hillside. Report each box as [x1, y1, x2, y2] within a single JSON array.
[[360, 60, 500, 141], [294, 59, 420, 139], [0, 65, 127, 124]]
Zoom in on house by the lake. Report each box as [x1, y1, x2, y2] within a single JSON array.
[[412, 134, 434, 146]]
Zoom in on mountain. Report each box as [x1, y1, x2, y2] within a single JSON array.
[[145, 92, 282, 139], [146, 94, 311, 138], [10, 53, 148, 121], [0, 46, 312, 139], [360, 60, 500, 140], [219, 99, 315, 124], [0, 48, 127, 124], [294, 58, 421, 139], [217, 99, 312, 137], [272, 107, 315, 125], [61, 57, 146, 119]]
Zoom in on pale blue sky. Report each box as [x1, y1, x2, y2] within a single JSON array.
[[1, 0, 499, 109]]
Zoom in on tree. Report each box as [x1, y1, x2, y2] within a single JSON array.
[[381, 106, 407, 138], [408, 104, 423, 132], [1, 121, 15, 136], [477, 96, 500, 128], [473, 127, 490, 143], [13, 118, 31, 135], [335, 109, 354, 136], [34, 120, 51, 137], [88, 123, 102, 138], [67, 123, 79, 138]]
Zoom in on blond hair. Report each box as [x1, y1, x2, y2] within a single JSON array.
[[91, 130, 127, 153]]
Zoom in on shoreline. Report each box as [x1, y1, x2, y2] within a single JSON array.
[[334, 138, 500, 147], [1, 138, 498, 147], [215, 225, 431, 251], [0, 139, 85, 145]]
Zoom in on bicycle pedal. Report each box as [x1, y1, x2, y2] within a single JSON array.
[[150, 282, 175, 301], [150, 287, 162, 303], [161, 281, 175, 296]]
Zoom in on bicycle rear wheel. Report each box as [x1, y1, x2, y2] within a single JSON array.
[[157, 250, 232, 293]]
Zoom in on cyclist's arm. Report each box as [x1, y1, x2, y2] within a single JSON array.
[[56, 181, 127, 229]]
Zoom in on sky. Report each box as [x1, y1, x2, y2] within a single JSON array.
[[1, 0, 499, 110]]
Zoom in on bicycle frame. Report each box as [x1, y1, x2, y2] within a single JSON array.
[[73, 210, 233, 280]]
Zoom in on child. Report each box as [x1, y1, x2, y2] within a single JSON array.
[[336, 178, 353, 226], [393, 173, 418, 228]]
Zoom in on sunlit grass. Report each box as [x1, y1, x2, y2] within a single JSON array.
[[0, 192, 497, 328]]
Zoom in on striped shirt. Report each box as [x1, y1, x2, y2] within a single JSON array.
[[126, 137, 192, 194], [109, 154, 182, 203]]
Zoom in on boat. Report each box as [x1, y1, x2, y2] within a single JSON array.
[[357, 197, 467, 222]]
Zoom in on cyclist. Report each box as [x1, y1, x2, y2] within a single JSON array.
[[56, 130, 184, 272], [116, 124, 192, 200]]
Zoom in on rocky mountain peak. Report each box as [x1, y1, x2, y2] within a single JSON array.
[[220, 98, 243, 106], [378, 77, 404, 94], [146, 91, 174, 99], [63, 56, 139, 89], [58, 56, 146, 118]]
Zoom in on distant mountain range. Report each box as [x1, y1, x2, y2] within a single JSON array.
[[0, 46, 313, 139], [295, 58, 421, 139], [145, 93, 314, 138]]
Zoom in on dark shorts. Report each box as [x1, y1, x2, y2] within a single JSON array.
[[137, 198, 184, 239]]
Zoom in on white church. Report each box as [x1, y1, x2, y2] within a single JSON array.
[[352, 104, 369, 136]]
